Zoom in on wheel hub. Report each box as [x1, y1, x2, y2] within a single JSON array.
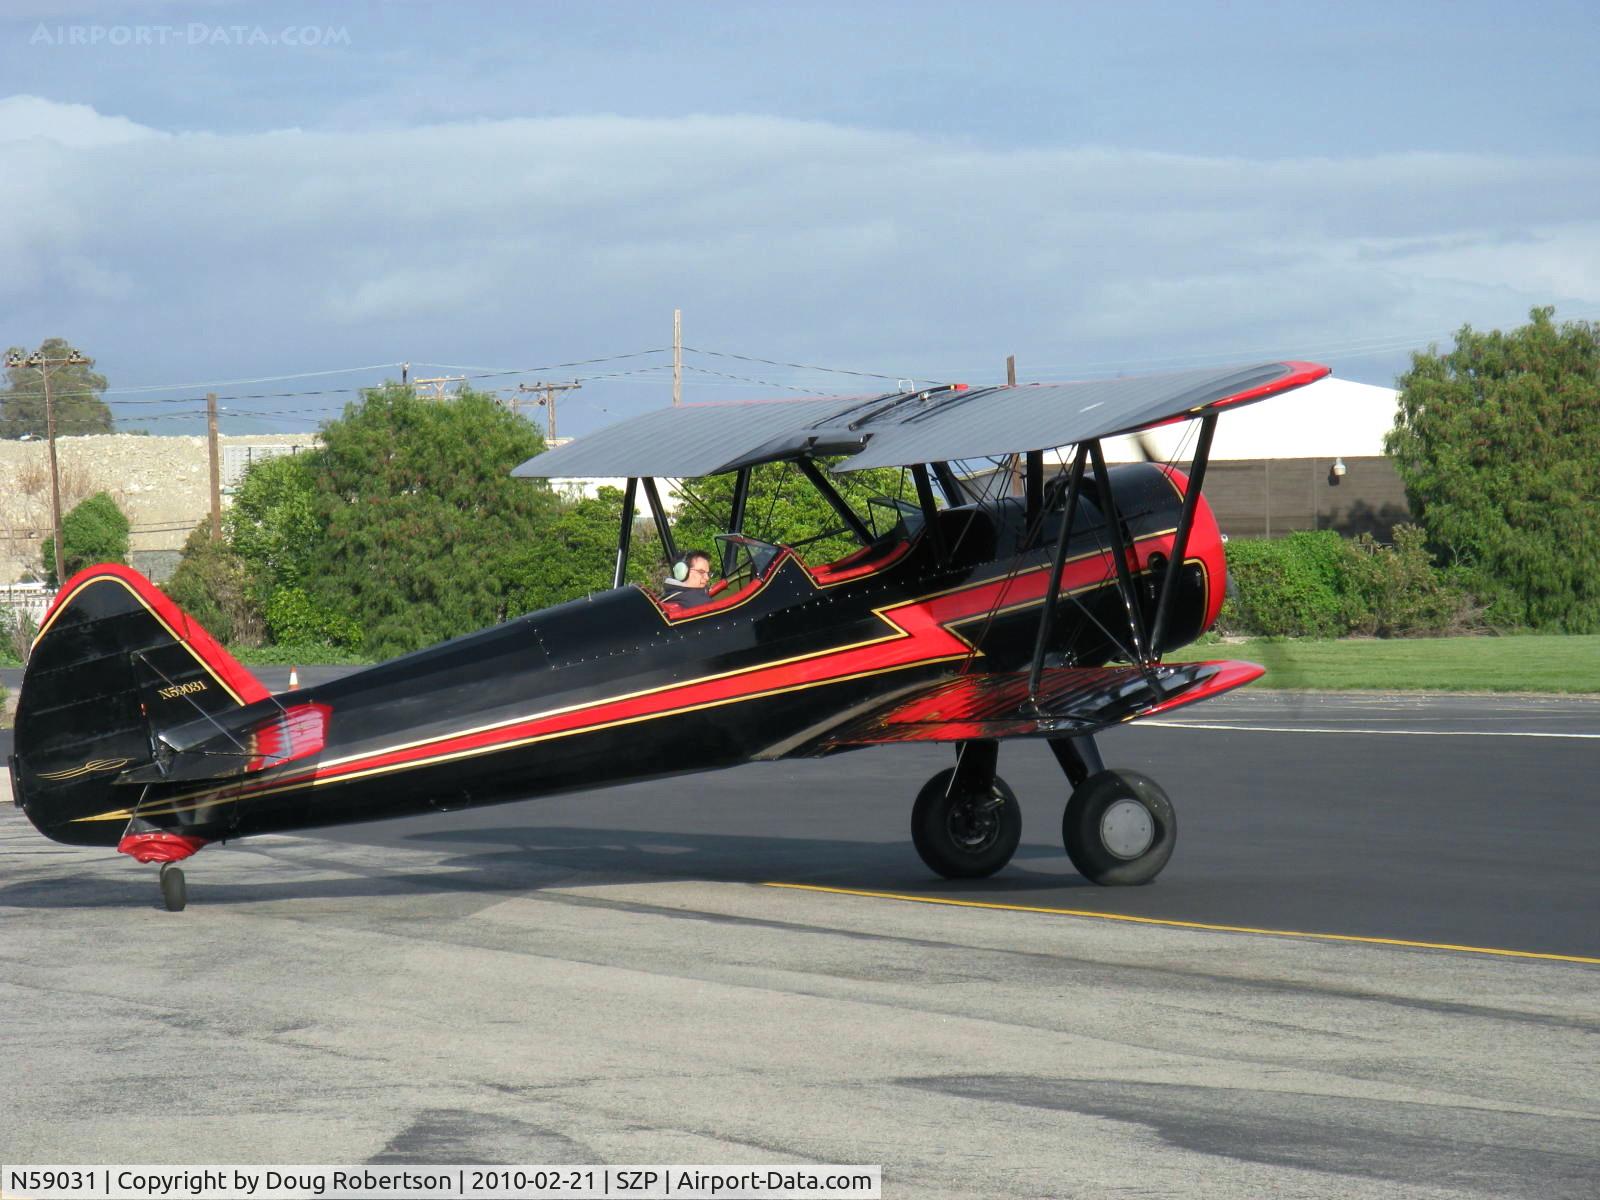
[[948, 790, 1002, 854], [1100, 798, 1155, 859]]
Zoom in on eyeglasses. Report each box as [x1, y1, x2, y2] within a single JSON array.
[[686, 564, 710, 578]]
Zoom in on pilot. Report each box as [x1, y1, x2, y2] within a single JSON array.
[[662, 549, 715, 608]]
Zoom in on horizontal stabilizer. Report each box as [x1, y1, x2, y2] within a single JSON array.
[[803, 660, 1263, 752], [117, 701, 331, 784]]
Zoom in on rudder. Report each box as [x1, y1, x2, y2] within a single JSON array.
[[9, 563, 269, 846]]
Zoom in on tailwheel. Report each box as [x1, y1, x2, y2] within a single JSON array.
[[911, 767, 1021, 879], [1063, 769, 1176, 886], [159, 863, 188, 912]]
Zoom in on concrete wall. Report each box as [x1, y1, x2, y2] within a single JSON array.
[[1203, 455, 1412, 540], [0, 433, 315, 583]]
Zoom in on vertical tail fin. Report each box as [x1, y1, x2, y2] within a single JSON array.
[[11, 564, 268, 846]]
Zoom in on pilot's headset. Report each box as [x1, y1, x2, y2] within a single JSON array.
[[670, 557, 691, 583]]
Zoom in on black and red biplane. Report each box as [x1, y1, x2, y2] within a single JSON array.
[[9, 361, 1327, 909]]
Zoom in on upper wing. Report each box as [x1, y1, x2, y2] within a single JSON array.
[[790, 660, 1263, 755], [513, 361, 1329, 479]]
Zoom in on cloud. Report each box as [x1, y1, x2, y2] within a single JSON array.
[[0, 93, 159, 146], [1, 96, 1597, 423]]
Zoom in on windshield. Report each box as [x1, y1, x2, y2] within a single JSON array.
[[714, 533, 782, 582], [867, 495, 925, 540]]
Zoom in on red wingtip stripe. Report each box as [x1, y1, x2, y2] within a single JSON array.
[[1209, 361, 1331, 411], [1142, 660, 1266, 717]]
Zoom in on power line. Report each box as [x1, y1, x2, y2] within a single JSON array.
[[35, 348, 676, 404], [391, 348, 674, 374], [682, 345, 924, 383], [96, 362, 405, 396], [679, 363, 830, 395]]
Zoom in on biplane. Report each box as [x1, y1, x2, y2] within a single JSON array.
[[9, 361, 1327, 910]]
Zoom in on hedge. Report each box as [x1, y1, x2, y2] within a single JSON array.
[[1218, 527, 1478, 638]]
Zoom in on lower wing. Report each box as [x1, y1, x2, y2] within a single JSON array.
[[795, 660, 1262, 753]]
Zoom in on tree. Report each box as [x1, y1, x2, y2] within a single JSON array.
[[227, 452, 322, 598], [164, 523, 266, 647], [1, 338, 113, 438], [305, 384, 556, 657], [501, 486, 664, 614], [52, 491, 128, 585], [1386, 307, 1600, 630]]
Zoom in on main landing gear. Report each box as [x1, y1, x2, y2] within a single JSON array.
[[1051, 736, 1176, 886], [910, 741, 1021, 879], [910, 736, 1176, 885]]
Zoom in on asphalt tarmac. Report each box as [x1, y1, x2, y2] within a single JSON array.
[[3, 679, 1597, 1196], [302, 686, 1600, 961]]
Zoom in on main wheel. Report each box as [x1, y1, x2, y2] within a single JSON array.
[[159, 864, 187, 912], [911, 768, 1021, 879], [1062, 769, 1176, 886]]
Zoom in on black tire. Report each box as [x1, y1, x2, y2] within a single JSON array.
[[160, 864, 187, 912], [1062, 769, 1176, 886], [911, 768, 1021, 879]]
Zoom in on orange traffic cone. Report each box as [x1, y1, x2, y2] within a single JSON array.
[[288, 666, 300, 691]]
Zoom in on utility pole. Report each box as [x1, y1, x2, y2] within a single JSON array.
[[515, 380, 582, 442], [206, 393, 221, 538], [412, 375, 464, 400], [5, 345, 89, 584], [673, 308, 682, 406]]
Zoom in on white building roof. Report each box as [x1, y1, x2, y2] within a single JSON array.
[[1101, 376, 1399, 463]]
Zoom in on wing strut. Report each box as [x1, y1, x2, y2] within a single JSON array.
[[795, 457, 872, 546], [724, 467, 753, 574], [613, 477, 639, 588], [932, 462, 968, 506], [1024, 450, 1044, 534], [1088, 438, 1151, 666], [1148, 413, 1218, 657], [911, 464, 946, 559], [1026, 444, 1088, 703], [641, 477, 676, 565]]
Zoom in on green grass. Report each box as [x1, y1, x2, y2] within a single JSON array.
[[1166, 634, 1600, 693]]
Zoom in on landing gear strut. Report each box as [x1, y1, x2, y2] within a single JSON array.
[[910, 740, 1021, 879], [159, 863, 187, 912], [1052, 735, 1177, 886]]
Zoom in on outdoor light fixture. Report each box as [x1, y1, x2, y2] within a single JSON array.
[[1329, 457, 1347, 485]]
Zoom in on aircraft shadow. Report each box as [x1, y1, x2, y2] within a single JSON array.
[[0, 825, 1091, 911], [391, 823, 1089, 892]]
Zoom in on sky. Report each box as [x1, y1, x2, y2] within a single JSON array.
[[1, 0, 1597, 438]]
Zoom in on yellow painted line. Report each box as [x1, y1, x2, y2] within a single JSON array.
[[764, 883, 1600, 965]]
